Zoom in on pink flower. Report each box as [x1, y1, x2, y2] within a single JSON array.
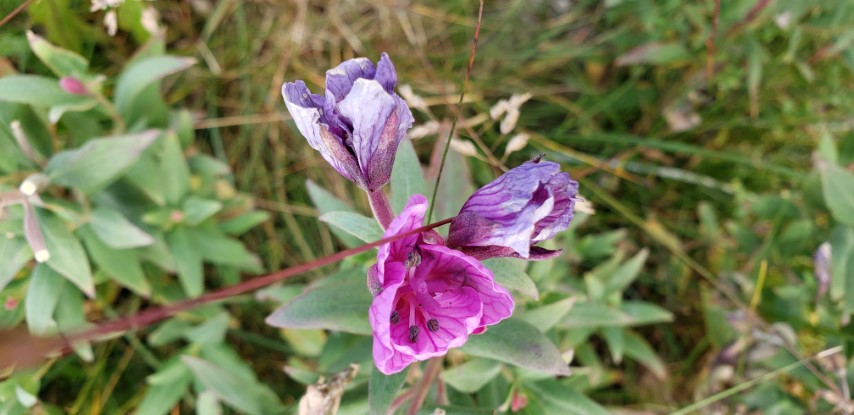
[[368, 194, 514, 374]]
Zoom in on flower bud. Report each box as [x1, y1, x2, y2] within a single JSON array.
[[282, 53, 414, 191], [447, 158, 578, 259], [59, 77, 88, 95]]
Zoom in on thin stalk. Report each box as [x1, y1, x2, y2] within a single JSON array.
[[426, 0, 484, 223], [367, 188, 394, 229]]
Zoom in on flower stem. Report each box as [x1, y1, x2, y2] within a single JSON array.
[[367, 188, 394, 229], [407, 358, 443, 415]]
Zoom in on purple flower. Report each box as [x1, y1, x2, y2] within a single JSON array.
[[282, 53, 414, 191], [369, 194, 514, 374], [447, 158, 578, 260], [59, 77, 88, 95]]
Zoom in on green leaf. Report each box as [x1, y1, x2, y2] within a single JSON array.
[[306, 180, 361, 247], [89, 207, 154, 249], [0, 75, 93, 108], [266, 271, 371, 335], [79, 226, 150, 297], [600, 327, 625, 363], [37, 208, 94, 297], [185, 312, 230, 345], [45, 130, 160, 194], [219, 211, 270, 235], [26, 31, 88, 78], [137, 363, 192, 415], [440, 358, 501, 393], [525, 381, 609, 415], [483, 258, 539, 299], [166, 226, 203, 297], [369, 366, 407, 415], [391, 139, 427, 214], [618, 301, 674, 326], [561, 301, 672, 329], [821, 162, 854, 226], [429, 145, 474, 221], [319, 211, 384, 242], [518, 297, 576, 332], [55, 288, 93, 361], [161, 132, 190, 205], [604, 249, 648, 295], [830, 226, 854, 310], [623, 330, 667, 379], [182, 356, 280, 415], [461, 318, 569, 375], [615, 42, 691, 66], [197, 390, 222, 415], [24, 264, 67, 335], [114, 56, 195, 116], [0, 236, 32, 292], [189, 226, 262, 272], [182, 197, 222, 226]]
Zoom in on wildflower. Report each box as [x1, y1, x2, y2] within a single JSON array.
[[369, 195, 513, 374], [447, 157, 578, 260], [282, 53, 414, 192]]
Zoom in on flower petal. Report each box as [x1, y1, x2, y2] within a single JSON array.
[[375, 52, 398, 94], [325, 57, 376, 101], [532, 173, 578, 242], [337, 79, 414, 191]]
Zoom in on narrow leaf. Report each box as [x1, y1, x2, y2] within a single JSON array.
[[161, 132, 190, 205], [114, 56, 195, 114], [27, 31, 89, 78], [36, 208, 94, 297], [166, 226, 203, 297], [80, 225, 150, 297], [369, 366, 407, 415], [0, 236, 32, 292], [319, 211, 384, 243], [45, 130, 160, 194], [306, 180, 361, 247], [518, 297, 576, 332], [483, 258, 539, 299], [25, 264, 67, 334], [390, 139, 427, 214], [623, 330, 667, 379], [266, 274, 372, 335], [821, 162, 854, 226], [440, 358, 501, 393], [89, 207, 154, 249], [0, 75, 93, 107], [461, 318, 569, 375], [182, 356, 280, 415]]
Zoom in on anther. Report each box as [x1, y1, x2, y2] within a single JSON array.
[[408, 325, 419, 342], [405, 250, 421, 269], [390, 310, 400, 324], [427, 319, 439, 332]]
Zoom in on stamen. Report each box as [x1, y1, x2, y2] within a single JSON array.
[[390, 310, 400, 324], [427, 319, 439, 332], [405, 250, 421, 269], [408, 325, 419, 342]]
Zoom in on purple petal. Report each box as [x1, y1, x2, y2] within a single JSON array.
[[458, 245, 564, 261], [282, 81, 365, 187], [417, 245, 514, 329], [376, 194, 427, 268], [325, 57, 376, 101], [532, 174, 578, 242], [337, 79, 414, 191], [375, 52, 398, 94], [390, 287, 482, 359]]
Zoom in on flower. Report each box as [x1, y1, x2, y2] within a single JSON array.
[[369, 194, 514, 374], [59, 77, 88, 95], [282, 53, 414, 191], [447, 157, 578, 260]]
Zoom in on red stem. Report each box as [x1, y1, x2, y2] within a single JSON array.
[[367, 188, 394, 229]]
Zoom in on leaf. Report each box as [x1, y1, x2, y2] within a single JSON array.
[[623, 330, 667, 379], [266, 272, 372, 335], [182, 356, 281, 415], [114, 56, 195, 115], [188, 226, 262, 272], [604, 249, 648, 295], [369, 366, 407, 415], [0, 236, 32, 292], [36, 208, 94, 297], [600, 327, 625, 363], [525, 381, 610, 415], [197, 390, 222, 415], [306, 180, 362, 247], [137, 363, 192, 415], [618, 301, 674, 326], [182, 197, 222, 226], [55, 288, 93, 361], [518, 297, 576, 332], [89, 207, 154, 249], [45, 130, 160, 194], [390, 139, 427, 214], [26, 31, 88, 78], [440, 358, 501, 393], [161, 132, 191, 205], [821, 162, 854, 226], [561, 301, 672, 329], [0, 75, 93, 107], [24, 264, 67, 335], [166, 226, 203, 297], [482, 258, 539, 299], [219, 211, 270, 235], [80, 226, 150, 297], [830, 226, 854, 309], [461, 318, 569, 375], [319, 211, 384, 243], [428, 142, 474, 221]]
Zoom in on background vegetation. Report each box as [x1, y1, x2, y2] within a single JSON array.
[[1, 0, 853, 413]]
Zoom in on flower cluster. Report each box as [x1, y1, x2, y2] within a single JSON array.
[[282, 54, 579, 374]]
